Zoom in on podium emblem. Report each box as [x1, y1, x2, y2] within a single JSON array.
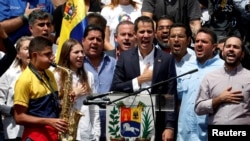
[[120, 107, 141, 137], [107, 98, 154, 141]]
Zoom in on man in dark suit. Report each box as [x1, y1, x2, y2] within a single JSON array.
[[110, 16, 177, 141]]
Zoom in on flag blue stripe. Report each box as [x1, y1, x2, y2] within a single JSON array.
[[70, 18, 88, 42]]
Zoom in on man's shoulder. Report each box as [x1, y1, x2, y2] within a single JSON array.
[[18, 67, 33, 79], [104, 53, 116, 62], [104, 49, 116, 58], [210, 55, 224, 66], [154, 47, 173, 58], [15, 68, 34, 89], [120, 47, 137, 56], [202, 67, 223, 82], [45, 69, 56, 79]]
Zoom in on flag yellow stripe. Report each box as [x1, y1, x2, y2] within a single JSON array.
[[56, 0, 86, 63]]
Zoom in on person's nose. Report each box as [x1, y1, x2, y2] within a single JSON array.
[[92, 38, 98, 44], [174, 36, 179, 41], [162, 28, 168, 33], [144, 32, 150, 38], [196, 41, 203, 47], [50, 54, 55, 61], [79, 52, 84, 57]]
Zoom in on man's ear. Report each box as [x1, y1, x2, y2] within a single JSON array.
[[81, 38, 85, 45], [114, 33, 118, 43], [212, 43, 217, 52], [16, 53, 20, 60], [29, 25, 33, 33], [31, 52, 38, 59], [241, 51, 245, 60]]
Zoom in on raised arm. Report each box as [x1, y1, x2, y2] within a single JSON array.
[[0, 3, 40, 34], [0, 24, 17, 77]]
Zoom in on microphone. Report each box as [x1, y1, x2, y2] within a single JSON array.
[[109, 68, 198, 104], [86, 91, 114, 100], [83, 99, 111, 105], [178, 68, 198, 77], [144, 68, 198, 89]]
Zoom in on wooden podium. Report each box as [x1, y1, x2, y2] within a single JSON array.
[[106, 93, 174, 141]]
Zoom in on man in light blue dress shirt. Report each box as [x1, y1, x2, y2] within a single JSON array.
[[167, 23, 196, 102], [177, 28, 224, 141]]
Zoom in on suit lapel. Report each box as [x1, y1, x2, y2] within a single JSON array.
[[131, 48, 140, 76], [152, 49, 163, 84]]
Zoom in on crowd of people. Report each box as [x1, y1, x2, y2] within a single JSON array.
[[0, 0, 250, 141]]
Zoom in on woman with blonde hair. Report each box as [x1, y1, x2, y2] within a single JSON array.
[[0, 36, 32, 141]]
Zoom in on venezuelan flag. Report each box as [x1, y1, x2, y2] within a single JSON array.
[[56, 0, 87, 63]]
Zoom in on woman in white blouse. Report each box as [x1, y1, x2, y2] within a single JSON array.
[[53, 38, 100, 141], [0, 36, 32, 140], [101, 0, 141, 48]]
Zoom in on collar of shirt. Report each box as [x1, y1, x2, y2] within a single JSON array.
[[223, 64, 243, 75], [138, 46, 155, 64], [197, 54, 224, 68], [175, 52, 194, 67], [137, 47, 155, 93]]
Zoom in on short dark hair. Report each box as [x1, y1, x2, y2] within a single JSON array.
[[196, 28, 217, 44], [169, 23, 192, 37], [156, 15, 174, 30], [28, 9, 53, 25], [134, 16, 154, 32], [87, 12, 107, 30], [83, 24, 105, 40], [29, 36, 53, 58]]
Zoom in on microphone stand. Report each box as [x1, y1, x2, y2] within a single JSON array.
[[108, 68, 198, 105]]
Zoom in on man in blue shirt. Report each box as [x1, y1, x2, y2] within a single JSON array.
[[0, 0, 54, 43], [82, 24, 116, 141], [167, 23, 196, 102], [177, 28, 224, 141]]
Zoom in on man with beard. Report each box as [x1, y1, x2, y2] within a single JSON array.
[[105, 21, 136, 60], [195, 36, 250, 125], [155, 15, 174, 53], [155, 17, 195, 55]]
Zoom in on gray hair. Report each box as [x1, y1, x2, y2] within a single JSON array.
[[28, 9, 53, 25], [14, 36, 33, 67]]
